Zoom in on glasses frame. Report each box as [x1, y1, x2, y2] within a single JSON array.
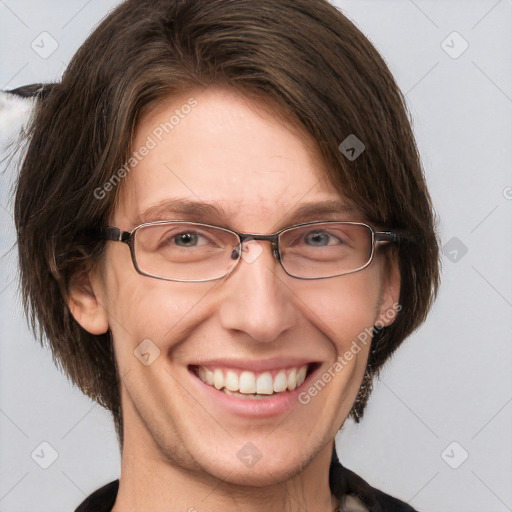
[[95, 220, 403, 282]]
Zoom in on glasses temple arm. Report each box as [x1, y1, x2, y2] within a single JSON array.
[[91, 226, 131, 242], [375, 231, 402, 244], [376, 228, 418, 244]]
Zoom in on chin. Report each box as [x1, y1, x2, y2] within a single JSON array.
[[206, 453, 312, 488], [182, 434, 327, 489]]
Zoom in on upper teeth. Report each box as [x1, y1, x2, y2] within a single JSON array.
[[196, 365, 308, 395]]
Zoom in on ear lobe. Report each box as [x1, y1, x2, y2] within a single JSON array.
[[375, 253, 401, 327], [67, 270, 109, 335]]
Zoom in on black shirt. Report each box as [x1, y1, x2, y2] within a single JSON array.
[[75, 450, 418, 512]]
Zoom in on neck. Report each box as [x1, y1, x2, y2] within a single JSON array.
[[112, 421, 338, 512]]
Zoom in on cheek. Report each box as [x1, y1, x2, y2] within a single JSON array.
[[102, 258, 216, 369], [294, 269, 382, 351]]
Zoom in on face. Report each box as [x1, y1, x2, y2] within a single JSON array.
[[70, 86, 399, 487]]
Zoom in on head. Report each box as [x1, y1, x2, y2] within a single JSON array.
[[15, 0, 439, 485]]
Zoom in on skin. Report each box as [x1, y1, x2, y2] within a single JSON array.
[[68, 86, 400, 512]]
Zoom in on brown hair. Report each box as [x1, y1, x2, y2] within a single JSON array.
[[14, 0, 439, 446]]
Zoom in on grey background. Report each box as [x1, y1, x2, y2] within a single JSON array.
[[0, 1, 511, 511]]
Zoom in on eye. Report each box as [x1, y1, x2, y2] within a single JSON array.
[[156, 229, 211, 250], [304, 230, 340, 246], [174, 232, 202, 247]]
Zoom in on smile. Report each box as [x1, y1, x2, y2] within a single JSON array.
[[187, 359, 321, 417], [193, 365, 309, 399]]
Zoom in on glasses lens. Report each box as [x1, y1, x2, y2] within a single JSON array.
[[133, 222, 240, 281], [279, 222, 373, 278]]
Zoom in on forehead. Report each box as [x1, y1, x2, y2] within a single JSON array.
[[113, 87, 356, 230]]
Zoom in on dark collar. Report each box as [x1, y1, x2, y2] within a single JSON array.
[[74, 480, 118, 512]]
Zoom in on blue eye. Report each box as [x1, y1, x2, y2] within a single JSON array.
[[304, 231, 339, 246]]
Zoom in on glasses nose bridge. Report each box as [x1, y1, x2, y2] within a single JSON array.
[[238, 232, 281, 260]]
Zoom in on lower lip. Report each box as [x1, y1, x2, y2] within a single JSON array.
[[188, 365, 320, 418]]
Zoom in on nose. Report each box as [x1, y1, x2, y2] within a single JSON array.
[[218, 239, 298, 343]]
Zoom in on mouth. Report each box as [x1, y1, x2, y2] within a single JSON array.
[[188, 362, 320, 400]]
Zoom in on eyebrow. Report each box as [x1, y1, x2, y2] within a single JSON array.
[[134, 198, 360, 228], [287, 199, 360, 225], [135, 198, 223, 225]]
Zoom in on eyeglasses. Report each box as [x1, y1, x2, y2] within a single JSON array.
[[95, 220, 402, 282]]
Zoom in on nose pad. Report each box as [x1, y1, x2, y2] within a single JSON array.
[[230, 240, 280, 267], [240, 238, 264, 264]]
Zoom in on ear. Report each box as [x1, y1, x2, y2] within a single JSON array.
[[375, 251, 401, 327], [67, 269, 109, 335]]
